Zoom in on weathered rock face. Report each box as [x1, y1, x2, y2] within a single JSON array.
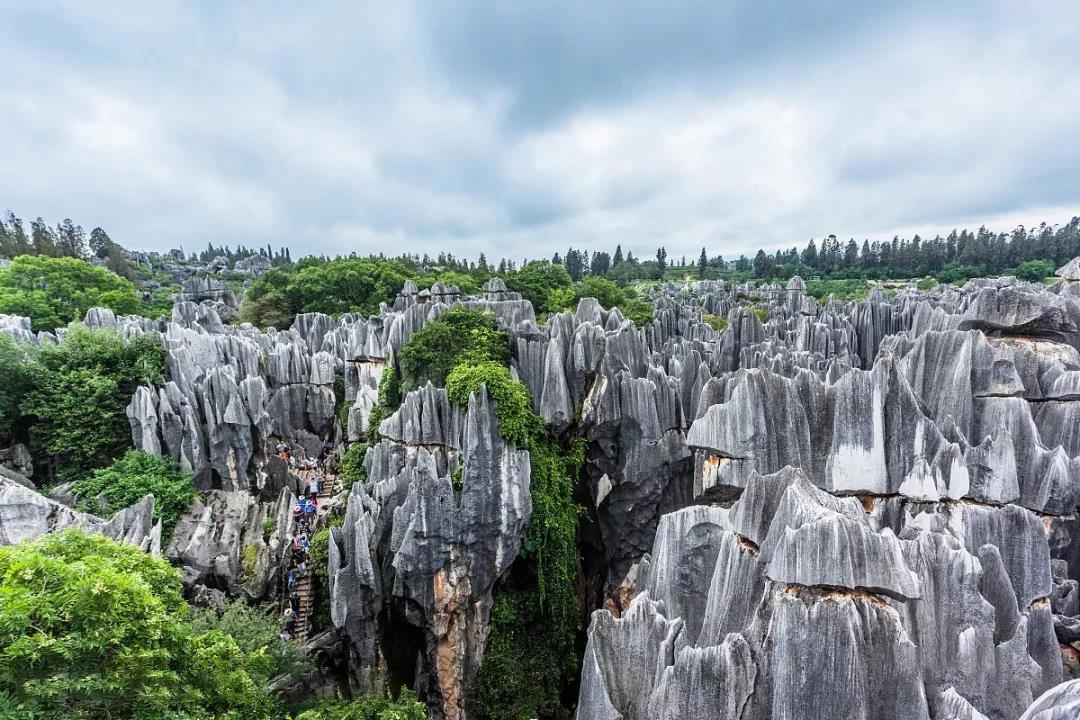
[[576, 468, 1063, 720], [328, 384, 530, 720], [0, 474, 161, 554]]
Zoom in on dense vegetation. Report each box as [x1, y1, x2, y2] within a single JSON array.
[[0, 531, 275, 719], [398, 307, 510, 394], [14, 325, 166, 486], [73, 451, 196, 537], [0, 256, 143, 332]]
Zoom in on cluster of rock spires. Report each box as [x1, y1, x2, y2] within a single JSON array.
[[4, 260, 1080, 718]]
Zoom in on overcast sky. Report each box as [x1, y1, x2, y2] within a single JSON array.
[[1, 1, 1078, 262]]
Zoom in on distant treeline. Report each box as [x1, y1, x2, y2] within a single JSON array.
[[5, 210, 1079, 287]]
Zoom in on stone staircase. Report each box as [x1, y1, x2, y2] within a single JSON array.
[[284, 466, 340, 640]]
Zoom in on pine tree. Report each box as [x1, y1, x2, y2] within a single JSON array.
[[698, 248, 707, 278]]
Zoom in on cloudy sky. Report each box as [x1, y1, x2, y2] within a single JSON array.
[[1, 1, 1078, 262]]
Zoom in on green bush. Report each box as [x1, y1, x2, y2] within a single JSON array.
[[340, 442, 369, 491], [308, 529, 332, 632], [0, 333, 36, 442], [20, 325, 166, 486], [1014, 259, 1055, 282], [701, 314, 728, 334], [398, 308, 509, 395], [295, 690, 427, 720], [0, 531, 271, 719], [188, 597, 309, 689], [262, 517, 275, 540], [0, 255, 142, 332], [73, 450, 196, 537], [505, 260, 572, 312], [445, 362, 536, 446]]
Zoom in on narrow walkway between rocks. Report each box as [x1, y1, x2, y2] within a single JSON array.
[[283, 466, 341, 640]]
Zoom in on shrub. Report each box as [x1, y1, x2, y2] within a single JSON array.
[[0, 255, 142, 332], [295, 690, 428, 720], [340, 442, 369, 491], [308, 529, 332, 632], [73, 450, 196, 537], [188, 597, 309, 689], [702, 314, 728, 334], [21, 325, 166, 485], [1014, 259, 1055, 282], [0, 333, 36, 442], [398, 308, 509, 395], [0, 531, 270, 719]]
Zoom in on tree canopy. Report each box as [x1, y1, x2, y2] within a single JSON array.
[[0, 531, 272, 720], [0, 256, 143, 332]]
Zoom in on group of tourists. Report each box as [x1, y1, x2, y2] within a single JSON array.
[[278, 439, 336, 641]]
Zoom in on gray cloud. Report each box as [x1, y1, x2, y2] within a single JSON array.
[[0, 1, 1077, 263]]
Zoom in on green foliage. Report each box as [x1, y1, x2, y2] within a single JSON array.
[[188, 598, 309, 690], [237, 268, 294, 329], [20, 325, 166, 485], [445, 362, 536, 447], [1014, 259, 1055, 282], [398, 308, 509, 395], [802, 278, 872, 301], [617, 297, 654, 327], [289, 258, 413, 317], [505, 260, 572, 311], [0, 333, 36, 441], [262, 517, 275, 540], [0, 531, 270, 720], [0, 255, 142, 332], [467, 589, 577, 720], [744, 304, 768, 324], [73, 451, 195, 536], [413, 269, 483, 296], [701, 314, 728, 334], [450, 464, 464, 491], [295, 690, 427, 720], [340, 442, 369, 491], [240, 543, 259, 581], [308, 529, 332, 632], [447, 363, 582, 718]]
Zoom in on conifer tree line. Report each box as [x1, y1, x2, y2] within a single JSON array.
[[4, 210, 1079, 284]]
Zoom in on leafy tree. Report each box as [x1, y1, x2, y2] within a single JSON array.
[[698, 248, 708, 278], [287, 257, 412, 316], [295, 691, 428, 720], [339, 441, 369, 491], [21, 325, 166, 485], [504, 260, 572, 311], [655, 247, 668, 278], [398, 308, 509, 394], [0, 333, 35, 442], [0, 531, 271, 720], [1014, 259, 1054, 282], [73, 451, 196, 536], [188, 597, 309, 689], [0, 256, 142, 332], [238, 268, 294, 329]]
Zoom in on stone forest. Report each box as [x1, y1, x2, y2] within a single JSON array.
[[4, 240, 1080, 720]]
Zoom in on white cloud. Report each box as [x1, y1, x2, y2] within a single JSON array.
[[0, 1, 1076, 262]]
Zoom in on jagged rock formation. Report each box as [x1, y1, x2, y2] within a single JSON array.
[[0, 473, 161, 553], [5, 259, 1080, 719], [328, 384, 530, 720]]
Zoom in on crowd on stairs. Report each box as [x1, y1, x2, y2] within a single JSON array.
[[277, 441, 340, 642]]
